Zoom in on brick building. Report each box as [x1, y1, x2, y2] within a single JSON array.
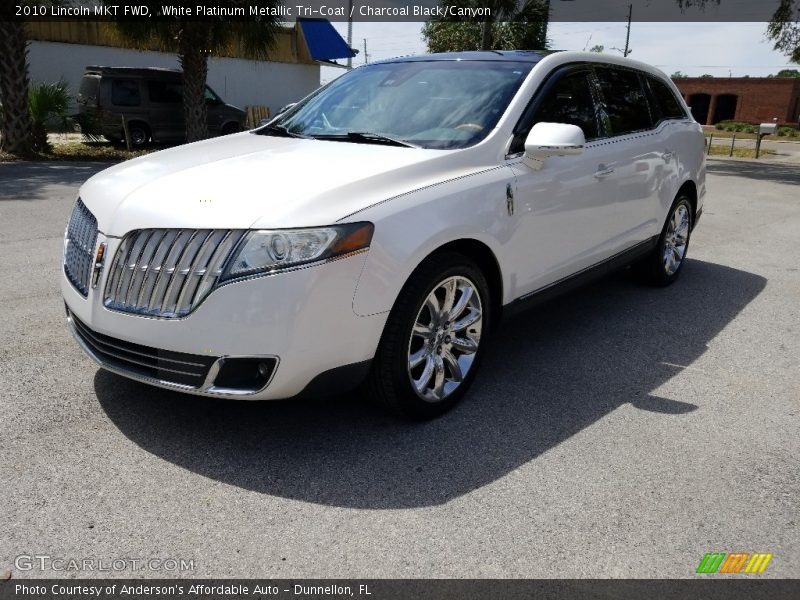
[[674, 77, 800, 126]]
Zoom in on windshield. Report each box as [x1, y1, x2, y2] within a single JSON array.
[[264, 60, 534, 150]]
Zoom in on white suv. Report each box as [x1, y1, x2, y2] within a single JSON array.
[[62, 51, 705, 419]]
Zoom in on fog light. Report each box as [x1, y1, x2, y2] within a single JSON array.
[[213, 357, 277, 391]]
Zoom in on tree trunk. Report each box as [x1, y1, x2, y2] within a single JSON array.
[[0, 21, 32, 154], [179, 25, 210, 143], [480, 19, 494, 50]]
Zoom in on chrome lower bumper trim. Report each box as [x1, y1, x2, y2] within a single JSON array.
[[66, 313, 279, 398]]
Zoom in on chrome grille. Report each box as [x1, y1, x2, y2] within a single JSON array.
[[64, 198, 99, 296], [104, 229, 246, 318]]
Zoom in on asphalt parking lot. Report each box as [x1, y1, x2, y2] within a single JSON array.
[[0, 158, 798, 579]]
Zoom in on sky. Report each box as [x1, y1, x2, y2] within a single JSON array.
[[321, 21, 798, 84]]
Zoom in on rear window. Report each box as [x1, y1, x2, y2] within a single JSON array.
[[111, 79, 141, 107], [646, 75, 687, 122], [77, 75, 99, 104], [594, 67, 653, 136]]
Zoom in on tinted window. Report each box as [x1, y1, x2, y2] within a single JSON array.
[[647, 75, 686, 122], [78, 76, 99, 103], [204, 87, 222, 103], [530, 71, 600, 141], [110, 79, 140, 107], [595, 67, 653, 135], [148, 81, 183, 104]]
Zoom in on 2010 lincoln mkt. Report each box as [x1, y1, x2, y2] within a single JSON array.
[[63, 51, 705, 419]]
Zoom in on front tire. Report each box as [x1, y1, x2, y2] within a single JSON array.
[[367, 252, 490, 420], [222, 122, 241, 135], [636, 194, 693, 286]]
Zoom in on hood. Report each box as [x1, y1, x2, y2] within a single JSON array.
[[224, 103, 245, 115], [79, 132, 491, 236]]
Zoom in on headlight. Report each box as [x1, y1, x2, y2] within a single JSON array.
[[220, 222, 374, 282]]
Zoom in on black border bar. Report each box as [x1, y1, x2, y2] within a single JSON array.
[[1, 0, 798, 22], [2, 579, 800, 600]]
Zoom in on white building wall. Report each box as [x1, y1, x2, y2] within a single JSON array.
[[27, 41, 321, 115]]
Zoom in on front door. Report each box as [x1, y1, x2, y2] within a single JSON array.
[[504, 66, 623, 298]]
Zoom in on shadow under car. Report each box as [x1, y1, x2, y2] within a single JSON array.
[[93, 259, 766, 509]]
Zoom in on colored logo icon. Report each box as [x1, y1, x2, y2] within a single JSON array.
[[696, 552, 773, 574]]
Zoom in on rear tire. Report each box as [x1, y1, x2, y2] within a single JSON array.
[[635, 194, 693, 286], [367, 252, 491, 420], [125, 122, 150, 147]]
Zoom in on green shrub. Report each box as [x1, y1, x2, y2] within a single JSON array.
[[715, 121, 759, 134], [28, 80, 71, 152]]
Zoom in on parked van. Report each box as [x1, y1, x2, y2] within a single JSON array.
[[76, 66, 246, 146]]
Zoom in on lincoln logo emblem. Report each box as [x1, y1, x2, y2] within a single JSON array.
[[91, 242, 107, 289]]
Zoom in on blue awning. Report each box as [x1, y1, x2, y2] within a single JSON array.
[[298, 18, 356, 62]]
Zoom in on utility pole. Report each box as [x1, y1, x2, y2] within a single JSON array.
[[623, 3, 632, 57], [363, 38, 369, 64], [346, 0, 353, 69]]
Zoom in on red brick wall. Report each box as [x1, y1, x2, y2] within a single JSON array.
[[674, 78, 800, 126]]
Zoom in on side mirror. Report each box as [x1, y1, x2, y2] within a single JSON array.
[[523, 122, 585, 170]]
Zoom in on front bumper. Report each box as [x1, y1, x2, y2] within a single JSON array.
[[62, 238, 387, 400]]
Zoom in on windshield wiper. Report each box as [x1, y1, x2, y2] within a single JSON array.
[[257, 124, 309, 139], [313, 131, 419, 148]]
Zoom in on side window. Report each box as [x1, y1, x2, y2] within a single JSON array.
[[594, 67, 653, 135], [204, 87, 222, 103], [110, 79, 141, 107], [511, 69, 600, 153], [148, 81, 183, 104], [646, 75, 687, 122]]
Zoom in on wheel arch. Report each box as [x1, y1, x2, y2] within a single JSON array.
[[220, 120, 242, 135], [677, 179, 698, 227], [407, 238, 505, 329]]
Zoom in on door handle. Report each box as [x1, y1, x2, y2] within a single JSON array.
[[594, 165, 614, 179]]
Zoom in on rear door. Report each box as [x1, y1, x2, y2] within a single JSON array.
[[77, 74, 100, 115], [106, 77, 146, 135], [591, 65, 666, 243], [643, 73, 693, 221]]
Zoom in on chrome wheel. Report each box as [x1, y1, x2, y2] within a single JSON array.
[[407, 275, 483, 403], [663, 204, 690, 276]]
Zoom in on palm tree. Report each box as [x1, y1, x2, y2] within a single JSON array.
[[0, 21, 33, 154], [423, 0, 549, 53], [113, 2, 282, 142], [480, 0, 550, 50], [0, 1, 68, 154], [676, 0, 800, 63]]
